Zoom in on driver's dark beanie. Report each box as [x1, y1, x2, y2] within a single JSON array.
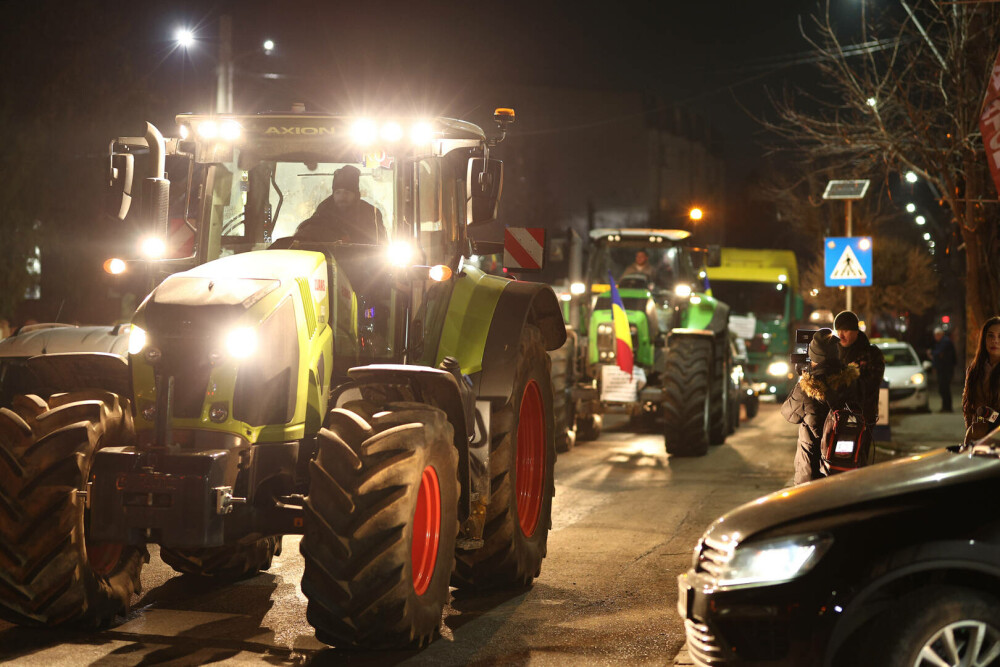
[[332, 165, 360, 193], [834, 310, 860, 331], [809, 328, 840, 367]]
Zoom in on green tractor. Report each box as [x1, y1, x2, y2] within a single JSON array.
[[555, 228, 735, 456], [0, 109, 565, 648]]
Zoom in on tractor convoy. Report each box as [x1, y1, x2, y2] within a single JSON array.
[[0, 106, 749, 649], [550, 229, 742, 458], [0, 109, 565, 648]]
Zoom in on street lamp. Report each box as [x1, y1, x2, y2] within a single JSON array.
[[263, 39, 275, 53], [906, 203, 916, 213], [688, 207, 704, 221], [905, 171, 918, 183], [175, 28, 195, 49], [915, 215, 926, 225]]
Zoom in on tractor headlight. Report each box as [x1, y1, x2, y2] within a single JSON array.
[[768, 361, 790, 377], [226, 327, 258, 359], [570, 282, 586, 296], [674, 283, 692, 298], [597, 323, 614, 336], [387, 241, 414, 267], [910, 372, 925, 386], [714, 534, 832, 588], [140, 236, 167, 259], [128, 326, 147, 355]]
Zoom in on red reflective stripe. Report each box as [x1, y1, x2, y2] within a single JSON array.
[[504, 229, 538, 268], [526, 227, 545, 246]]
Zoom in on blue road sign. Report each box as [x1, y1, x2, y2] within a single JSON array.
[[824, 236, 872, 287]]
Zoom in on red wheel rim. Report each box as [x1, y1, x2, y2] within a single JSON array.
[[87, 542, 124, 577], [412, 465, 441, 595], [516, 379, 546, 537]]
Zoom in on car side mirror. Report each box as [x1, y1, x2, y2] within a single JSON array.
[[467, 157, 503, 225], [923, 360, 933, 371], [106, 152, 135, 220]]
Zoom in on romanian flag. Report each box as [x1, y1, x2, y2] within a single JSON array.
[[607, 271, 634, 378]]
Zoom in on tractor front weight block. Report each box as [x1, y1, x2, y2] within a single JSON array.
[[90, 446, 233, 548]]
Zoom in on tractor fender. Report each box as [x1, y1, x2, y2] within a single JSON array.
[[8, 352, 131, 400], [680, 296, 730, 335], [476, 281, 566, 402], [346, 364, 472, 522]]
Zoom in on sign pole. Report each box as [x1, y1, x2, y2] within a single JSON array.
[[846, 200, 852, 312]]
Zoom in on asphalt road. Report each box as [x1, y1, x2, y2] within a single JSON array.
[[0, 404, 806, 666]]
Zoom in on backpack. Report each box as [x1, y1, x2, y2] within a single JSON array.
[[820, 405, 872, 473]]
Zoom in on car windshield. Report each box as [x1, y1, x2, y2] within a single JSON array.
[[882, 346, 920, 367], [709, 281, 787, 320]]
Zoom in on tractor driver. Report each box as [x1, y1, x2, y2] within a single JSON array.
[[294, 165, 388, 244], [621, 250, 656, 280]]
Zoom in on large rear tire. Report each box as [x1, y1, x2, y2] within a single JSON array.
[[453, 325, 555, 590], [160, 536, 281, 580], [549, 330, 576, 453], [0, 391, 147, 628], [300, 401, 458, 649], [663, 337, 711, 457]]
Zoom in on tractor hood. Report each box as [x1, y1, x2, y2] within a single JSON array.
[[0, 324, 130, 359], [703, 446, 1000, 548]]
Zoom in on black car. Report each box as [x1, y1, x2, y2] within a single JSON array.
[[677, 433, 1000, 666]]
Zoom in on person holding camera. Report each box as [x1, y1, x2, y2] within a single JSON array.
[[781, 329, 863, 484], [835, 310, 884, 426]]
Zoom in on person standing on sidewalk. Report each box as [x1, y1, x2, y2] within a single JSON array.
[[962, 316, 1000, 438], [782, 329, 862, 484], [835, 310, 885, 427], [929, 327, 958, 413]]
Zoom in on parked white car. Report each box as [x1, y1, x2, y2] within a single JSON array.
[[874, 339, 931, 412]]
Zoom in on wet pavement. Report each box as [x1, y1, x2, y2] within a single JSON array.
[[0, 397, 967, 666]]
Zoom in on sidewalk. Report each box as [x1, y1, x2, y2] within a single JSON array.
[[875, 382, 966, 459]]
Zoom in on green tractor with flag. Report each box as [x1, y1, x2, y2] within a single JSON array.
[[553, 228, 737, 456]]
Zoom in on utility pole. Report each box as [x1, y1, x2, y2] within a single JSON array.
[[216, 15, 233, 114], [846, 199, 853, 311]]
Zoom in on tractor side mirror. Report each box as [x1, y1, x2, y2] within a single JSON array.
[[467, 158, 503, 225], [106, 152, 135, 220], [706, 244, 722, 267]]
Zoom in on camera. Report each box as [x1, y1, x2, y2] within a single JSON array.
[[791, 329, 818, 375]]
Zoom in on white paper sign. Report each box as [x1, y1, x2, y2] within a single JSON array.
[[600, 365, 646, 403], [729, 314, 757, 341]]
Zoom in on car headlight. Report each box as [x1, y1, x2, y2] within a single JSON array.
[[226, 327, 258, 359], [674, 283, 692, 298], [715, 534, 832, 588], [128, 325, 147, 355], [767, 361, 790, 377], [909, 372, 925, 385]]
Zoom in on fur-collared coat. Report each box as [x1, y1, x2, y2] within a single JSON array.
[[781, 363, 862, 484]]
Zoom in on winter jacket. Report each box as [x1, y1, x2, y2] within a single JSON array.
[[839, 332, 885, 425], [782, 363, 862, 484]]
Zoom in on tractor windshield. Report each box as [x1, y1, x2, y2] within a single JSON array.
[[709, 281, 787, 320], [588, 243, 694, 291], [201, 148, 398, 256]]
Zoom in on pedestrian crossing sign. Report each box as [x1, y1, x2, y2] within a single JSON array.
[[824, 237, 872, 287]]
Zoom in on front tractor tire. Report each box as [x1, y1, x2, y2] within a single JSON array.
[[453, 325, 556, 590], [160, 536, 281, 580], [0, 391, 147, 628], [300, 401, 459, 649], [662, 336, 711, 457]]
